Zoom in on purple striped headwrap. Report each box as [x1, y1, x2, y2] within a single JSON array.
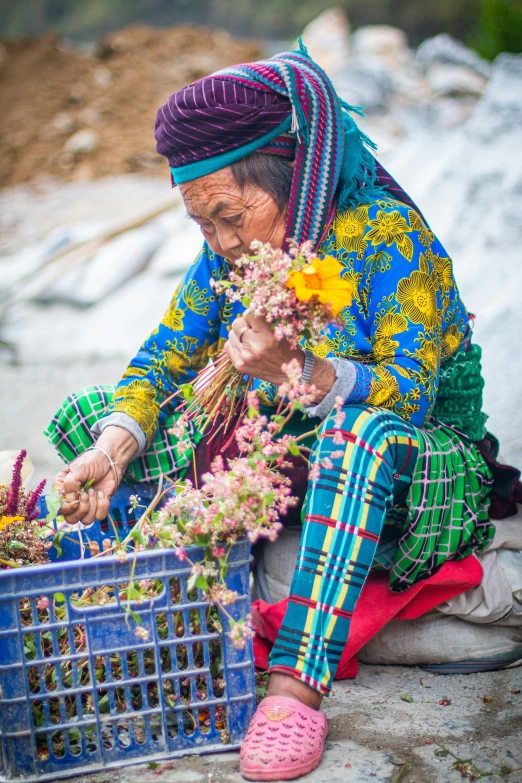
[[155, 42, 424, 248], [155, 79, 294, 168]]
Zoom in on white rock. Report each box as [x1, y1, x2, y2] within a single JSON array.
[[52, 112, 77, 134], [416, 32, 492, 79], [1, 222, 108, 298], [94, 66, 112, 88], [434, 96, 476, 128], [37, 221, 168, 306], [149, 206, 203, 277], [73, 264, 181, 360], [334, 56, 394, 110], [1, 246, 50, 295], [63, 129, 98, 156], [0, 176, 178, 256], [78, 221, 168, 306], [78, 106, 103, 127], [3, 271, 181, 364], [427, 63, 487, 97], [388, 66, 433, 104], [165, 772, 203, 783], [471, 53, 522, 141], [298, 7, 351, 77], [351, 25, 409, 67]]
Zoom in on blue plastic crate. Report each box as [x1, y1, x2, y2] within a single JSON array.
[[0, 486, 255, 781]]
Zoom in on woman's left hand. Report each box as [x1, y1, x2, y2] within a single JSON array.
[[224, 314, 303, 386]]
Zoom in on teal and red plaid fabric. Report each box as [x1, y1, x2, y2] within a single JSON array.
[[268, 404, 419, 693]]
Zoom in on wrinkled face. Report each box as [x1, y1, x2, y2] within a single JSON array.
[[180, 167, 287, 261]]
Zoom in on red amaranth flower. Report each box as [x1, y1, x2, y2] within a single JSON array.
[[6, 449, 27, 516], [25, 479, 46, 521]]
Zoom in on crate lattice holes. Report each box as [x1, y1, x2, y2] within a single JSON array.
[[0, 485, 255, 781]]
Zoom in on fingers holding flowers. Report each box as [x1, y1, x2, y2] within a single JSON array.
[[225, 314, 302, 385], [53, 449, 116, 526], [230, 315, 252, 345]]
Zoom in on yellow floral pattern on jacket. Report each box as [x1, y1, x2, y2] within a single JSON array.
[[104, 198, 469, 444]]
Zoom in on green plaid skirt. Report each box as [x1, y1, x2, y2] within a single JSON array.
[[391, 343, 494, 590], [44, 384, 199, 483]]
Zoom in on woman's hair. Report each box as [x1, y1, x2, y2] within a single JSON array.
[[231, 152, 293, 212]]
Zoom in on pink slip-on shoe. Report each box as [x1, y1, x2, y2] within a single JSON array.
[[239, 695, 328, 781]]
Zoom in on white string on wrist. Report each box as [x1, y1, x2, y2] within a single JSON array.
[[88, 445, 120, 486]]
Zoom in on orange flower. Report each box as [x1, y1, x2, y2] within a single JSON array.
[[286, 257, 353, 317], [0, 515, 24, 531]]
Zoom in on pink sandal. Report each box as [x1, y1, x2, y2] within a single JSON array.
[[240, 695, 328, 781]]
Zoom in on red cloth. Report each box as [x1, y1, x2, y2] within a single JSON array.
[[252, 554, 483, 680]]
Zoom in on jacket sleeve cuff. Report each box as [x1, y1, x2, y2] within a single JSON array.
[[91, 412, 146, 457], [306, 358, 356, 420]]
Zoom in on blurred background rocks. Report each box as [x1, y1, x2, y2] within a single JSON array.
[[0, 2, 521, 482], [0, 26, 261, 188]]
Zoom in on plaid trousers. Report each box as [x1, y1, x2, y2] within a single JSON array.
[[268, 404, 419, 694]]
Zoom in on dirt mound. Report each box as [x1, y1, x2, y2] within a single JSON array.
[[0, 25, 261, 189]]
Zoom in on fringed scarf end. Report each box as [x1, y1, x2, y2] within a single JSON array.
[[337, 147, 390, 211], [296, 36, 309, 58]]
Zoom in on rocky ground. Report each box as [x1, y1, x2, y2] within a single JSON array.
[[56, 664, 522, 783]]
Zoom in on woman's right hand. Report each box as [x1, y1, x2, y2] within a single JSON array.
[[52, 426, 139, 526]]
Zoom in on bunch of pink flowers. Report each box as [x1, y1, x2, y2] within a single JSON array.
[[132, 377, 334, 648], [211, 240, 335, 349], [151, 392, 299, 557], [162, 239, 351, 446]]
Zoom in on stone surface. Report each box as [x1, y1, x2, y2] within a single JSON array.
[[36, 220, 168, 306], [426, 63, 487, 97], [63, 128, 99, 156], [416, 33, 492, 79], [149, 208, 204, 277], [351, 25, 410, 67], [50, 664, 522, 783], [334, 56, 395, 110], [0, 174, 174, 255], [53, 111, 77, 135], [1, 270, 181, 365]]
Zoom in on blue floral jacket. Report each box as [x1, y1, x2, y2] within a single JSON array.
[[102, 197, 469, 446]]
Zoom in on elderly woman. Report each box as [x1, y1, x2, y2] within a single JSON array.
[[47, 44, 510, 781]]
